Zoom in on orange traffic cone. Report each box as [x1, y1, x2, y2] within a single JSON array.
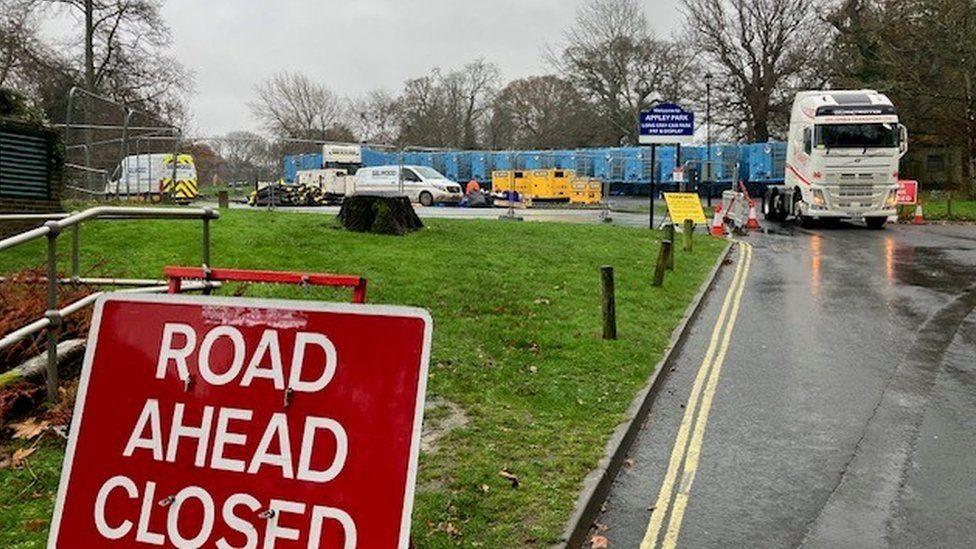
[[710, 205, 725, 237], [913, 203, 925, 225], [746, 199, 761, 230]]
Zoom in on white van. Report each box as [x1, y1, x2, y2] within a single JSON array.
[[354, 165, 463, 206], [106, 153, 198, 201]]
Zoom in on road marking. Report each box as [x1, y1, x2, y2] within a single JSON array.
[[639, 242, 753, 549], [662, 243, 752, 548]]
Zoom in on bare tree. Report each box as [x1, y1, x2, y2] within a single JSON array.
[[489, 75, 597, 149], [681, 0, 828, 141], [206, 131, 276, 183], [248, 72, 351, 141], [450, 59, 501, 148], [549, 0, 696, 145], [397, 71, 446, 146], [1, 3, 52, 90], [25, 0, 192, 122], [396, 59, 501, 148], [347, 89, 400, 144]]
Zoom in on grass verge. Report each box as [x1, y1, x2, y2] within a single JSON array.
[[0, 209, 724, 547], [911, 191, 976, 221]]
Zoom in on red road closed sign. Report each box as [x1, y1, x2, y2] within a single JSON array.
[[897, 180, 919, 205], [49, 294, 432, 548]]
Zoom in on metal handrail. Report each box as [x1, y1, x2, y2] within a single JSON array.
[[0, 207, 216, 252], [0, 206, 219, 402], [0, 281, 220, 353], [0, 276, 171, 287], [0, 213, 70, 222]]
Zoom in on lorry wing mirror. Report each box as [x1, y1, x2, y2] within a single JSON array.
[[803, 128, 813, 155], [899, 124, 909, 157]]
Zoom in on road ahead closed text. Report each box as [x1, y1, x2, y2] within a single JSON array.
[[49, 295, 432, 549]]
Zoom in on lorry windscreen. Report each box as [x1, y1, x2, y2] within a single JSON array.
[[816, 123, 898, 149]]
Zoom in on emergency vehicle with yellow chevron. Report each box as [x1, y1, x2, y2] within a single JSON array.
[[106, 153, 199, 203]]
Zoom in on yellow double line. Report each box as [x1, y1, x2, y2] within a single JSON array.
[[640, 242, 754, 549]]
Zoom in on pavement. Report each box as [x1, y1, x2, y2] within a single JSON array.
[[587, 222, 976, 548]]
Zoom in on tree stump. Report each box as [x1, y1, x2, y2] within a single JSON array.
[[338, 194, 424, 235]]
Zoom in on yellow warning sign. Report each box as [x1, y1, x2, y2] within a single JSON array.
[[664, 193, 707, 224]]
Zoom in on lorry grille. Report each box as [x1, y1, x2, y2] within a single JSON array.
[[834, 185, 874, 198], [830, 172, 885, 185], [824, 185, 888, 210]]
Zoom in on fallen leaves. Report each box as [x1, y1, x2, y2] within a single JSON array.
[[10, 418, 50, 440], [11, 446, 36, 466], [590, 534, 610, 548], [0, 416, 52, 469], [22, 518, 47, 532], [436, 521, 462, 538], [498, 469, 520, 488]]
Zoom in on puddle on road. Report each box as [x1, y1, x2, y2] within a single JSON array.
[[890, 245, 976, 294], [760, 224, 797, 237]]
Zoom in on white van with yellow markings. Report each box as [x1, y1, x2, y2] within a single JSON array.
[[107, 153, 199, 202]]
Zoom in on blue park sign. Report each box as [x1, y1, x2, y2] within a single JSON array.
[[639, 103, 695, 144]]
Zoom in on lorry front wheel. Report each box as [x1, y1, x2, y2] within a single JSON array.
[[866, 217, 887, 230], [419, 192, 434, 207]]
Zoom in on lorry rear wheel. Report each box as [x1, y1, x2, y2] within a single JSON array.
[[763, 190, 782, 221], [866, 217, 887, 230], [419, 192, 433, 207]]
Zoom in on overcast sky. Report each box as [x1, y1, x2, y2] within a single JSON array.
[[143, 0, 682, 135]]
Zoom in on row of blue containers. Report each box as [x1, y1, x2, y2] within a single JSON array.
[[283, 142, 788, 189]]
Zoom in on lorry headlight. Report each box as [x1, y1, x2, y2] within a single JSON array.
[[885, 189, 898, 208], [811, 189, 827, 209]]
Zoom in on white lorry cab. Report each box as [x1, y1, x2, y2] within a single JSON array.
[[354, 165, 463, 206], [106, 153, 198, 202], [765, 90, 908, 229]]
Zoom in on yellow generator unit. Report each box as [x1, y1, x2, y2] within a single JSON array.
[[493, 169, 581, 206], [546, 169, 574, 202], [570, 178, 603, 205], [492, 170, 531, 202]]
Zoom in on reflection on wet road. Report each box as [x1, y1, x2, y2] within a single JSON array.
[[590, 223, 976, 549]]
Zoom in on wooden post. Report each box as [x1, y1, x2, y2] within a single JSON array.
[[218, 190, 230, 209], [653, 240, 671, 287], [664, 223, 675, 271], [601, 266, 617, 340], [683, 219, 694, 252], [947, 191, 953, 218]]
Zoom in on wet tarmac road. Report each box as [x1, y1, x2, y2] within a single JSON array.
[[590, 223, 976, 548]]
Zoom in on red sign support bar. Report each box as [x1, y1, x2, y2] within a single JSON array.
[[164, 267, 368, 303]]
